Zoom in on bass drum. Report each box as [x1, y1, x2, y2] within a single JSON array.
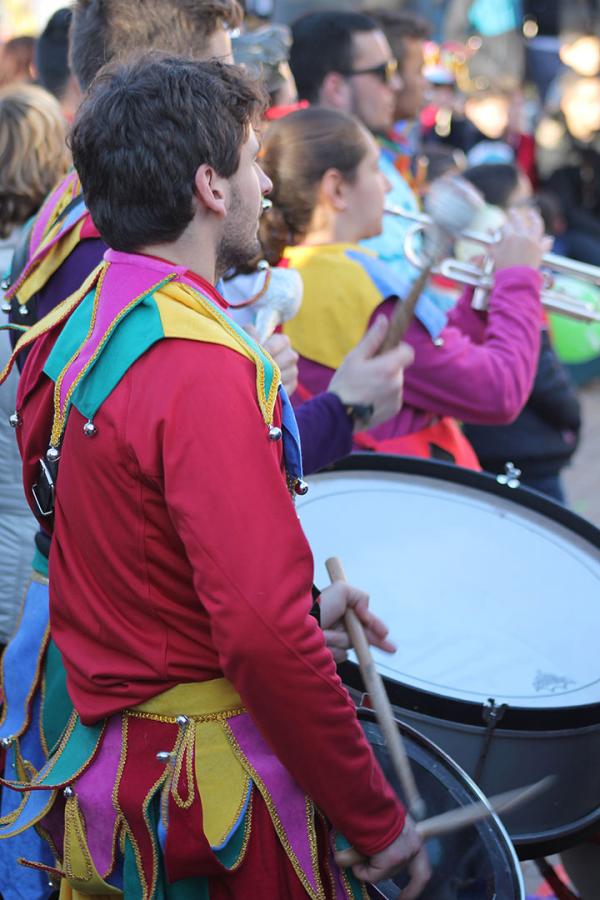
[[357, 708, 524, 899], [297, 455, 600, 859]]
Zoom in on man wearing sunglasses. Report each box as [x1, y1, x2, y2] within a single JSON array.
[[290, 10, 434, 283], [290, 11, 403, 136]]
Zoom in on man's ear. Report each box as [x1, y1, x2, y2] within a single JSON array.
[[320, 72, 352, 112], [194, 164, 227, 217], [319, 167, 348, 212]]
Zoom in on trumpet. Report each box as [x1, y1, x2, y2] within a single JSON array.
[[385, 204, 600, 324]]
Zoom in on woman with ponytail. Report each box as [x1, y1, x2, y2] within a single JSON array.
[[259, 105, 549, 467]]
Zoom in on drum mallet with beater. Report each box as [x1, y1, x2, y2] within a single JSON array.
[[379, 176, 485, 354], [252, 196, 303, 343], [253, 266, 303, 343]]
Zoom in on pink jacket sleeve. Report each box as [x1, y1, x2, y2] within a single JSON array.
[[368, 265, 542, 440]]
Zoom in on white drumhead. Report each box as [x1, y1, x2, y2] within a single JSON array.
[[298, 467, 600, 709]]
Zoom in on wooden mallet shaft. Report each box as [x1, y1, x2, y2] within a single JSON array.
[[378, 265, 432, 355]]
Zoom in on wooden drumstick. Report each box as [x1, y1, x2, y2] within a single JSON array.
[[325, 557, 426, 821], [335, 776, 554, 867], [416, 776, 553, 839], [378, 265, 432, 355]]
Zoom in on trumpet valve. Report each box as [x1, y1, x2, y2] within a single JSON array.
[[471, 257, 496, 311]]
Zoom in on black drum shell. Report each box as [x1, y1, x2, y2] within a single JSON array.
[[301, 454, 600, 860], [356, 708, 524, 899], [346, 666, 600, 859]]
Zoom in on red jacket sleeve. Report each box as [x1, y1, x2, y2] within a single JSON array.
[[156, 343, 405, 855]]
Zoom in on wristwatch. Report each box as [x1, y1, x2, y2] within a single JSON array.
[[341, 402, 374, 430]]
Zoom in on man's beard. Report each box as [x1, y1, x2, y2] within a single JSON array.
[[215, 190, 262, 280], [215, 231, 262, 281]]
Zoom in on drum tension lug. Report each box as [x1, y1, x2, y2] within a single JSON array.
[[474, 698, 507, 784], [496, 461, 521, 489]]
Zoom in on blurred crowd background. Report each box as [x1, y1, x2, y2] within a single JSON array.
[[1, 6, 598, 895], [257, 0, 600, 393], [5, 0, 600, 383], [2, 0, 600, 521]]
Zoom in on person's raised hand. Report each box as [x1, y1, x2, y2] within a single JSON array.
[[318, 580, 396, 664], [492, 207, 553, 272], [328, 315, 414, 431]]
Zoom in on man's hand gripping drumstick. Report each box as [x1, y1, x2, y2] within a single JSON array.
[[318, 575, 396, 663], [328, 316, 414, 431]]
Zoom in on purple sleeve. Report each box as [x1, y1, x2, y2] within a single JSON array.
[[36, 239, 107, 319], [295, 392, 353, 475], [12, 238, 107, 365]]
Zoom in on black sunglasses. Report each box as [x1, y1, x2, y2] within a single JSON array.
[[338, 58, 399, 85]]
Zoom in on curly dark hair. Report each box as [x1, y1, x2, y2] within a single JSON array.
[[70, 54, 265, 251]]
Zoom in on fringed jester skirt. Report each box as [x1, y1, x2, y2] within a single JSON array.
[[0, 677, 368, 899]]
